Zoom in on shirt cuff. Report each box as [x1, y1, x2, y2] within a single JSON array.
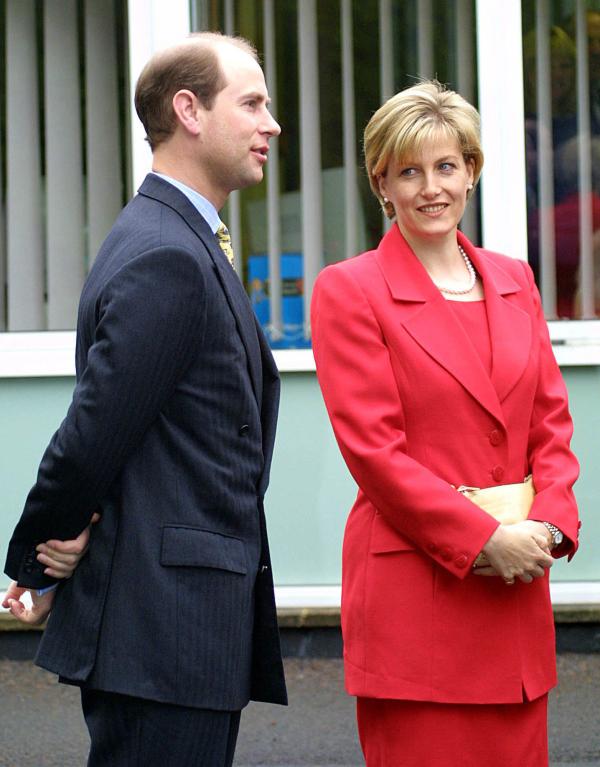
[[37, 584, 58, 596]]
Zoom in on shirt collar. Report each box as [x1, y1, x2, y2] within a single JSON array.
[[151, 172, 222, 234]]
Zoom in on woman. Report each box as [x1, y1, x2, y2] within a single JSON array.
[[310, 81, 580, 766]]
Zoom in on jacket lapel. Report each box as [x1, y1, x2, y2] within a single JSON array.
[[137, 175, 263, 407], [375, 226, 530, 426]]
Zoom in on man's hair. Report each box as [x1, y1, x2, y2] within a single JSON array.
[[134, 32, 258, 151], [364, 80, 484, 219]]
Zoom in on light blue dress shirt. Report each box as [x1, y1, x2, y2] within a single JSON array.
[[151, 172, 223, 233]]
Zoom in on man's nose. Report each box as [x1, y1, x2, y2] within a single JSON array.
[[262, 109, 281, 137]]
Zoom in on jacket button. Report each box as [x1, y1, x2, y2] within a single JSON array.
[[440, 546, 453, 561], [492, 465, 505, 482], [489, 429, 503, 446], [239, 424, 249, 436], [455, 554, 468, 568]]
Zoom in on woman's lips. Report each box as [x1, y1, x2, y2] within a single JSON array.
[[417, 203, 449, 215]]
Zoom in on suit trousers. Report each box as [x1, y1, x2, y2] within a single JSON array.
[[81, 689, 241, 767]]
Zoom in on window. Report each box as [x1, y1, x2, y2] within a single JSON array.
[[522, 0, 600, 320], [0, 0, 129, 332], [191, 0, 479, 348]]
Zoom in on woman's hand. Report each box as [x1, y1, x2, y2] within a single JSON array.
[[472, 520, 553, 584]]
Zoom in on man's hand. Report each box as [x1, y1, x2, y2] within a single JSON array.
[[36, 512, 100, 578], [1, 581, 55, 626], [473, 520, 553, 584]]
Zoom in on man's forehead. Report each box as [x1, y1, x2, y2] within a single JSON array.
[[219, 55, 267, 94], [215, 41, 261, 74]]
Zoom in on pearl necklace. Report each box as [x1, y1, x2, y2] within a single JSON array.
[[436, 246, 477, 295]]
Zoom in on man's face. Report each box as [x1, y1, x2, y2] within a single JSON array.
[[196, 45, 280, 208]]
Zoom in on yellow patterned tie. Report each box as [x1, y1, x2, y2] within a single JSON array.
[[216, 224, 235, 269]]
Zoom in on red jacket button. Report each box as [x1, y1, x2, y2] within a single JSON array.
[[489, 429, 503, 446], [440, 546, 453, 561], [455, 554, 468, 568], [492, 465, 505, 482]]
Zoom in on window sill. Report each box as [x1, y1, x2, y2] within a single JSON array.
[[0, 332, 316, 377], [1, 325, 599, 378]]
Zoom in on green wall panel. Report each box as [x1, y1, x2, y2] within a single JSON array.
[[1, 368, 598, 590], [1, 377, 75, 586], [552, 366, 600, 581]]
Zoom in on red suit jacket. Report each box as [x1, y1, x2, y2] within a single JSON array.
[[311, 224, 580, 704]]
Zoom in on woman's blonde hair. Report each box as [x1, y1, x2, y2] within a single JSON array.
[[364, 80, 484, 218]]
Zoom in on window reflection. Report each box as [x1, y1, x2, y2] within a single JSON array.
[[523, 4, 600, 319]]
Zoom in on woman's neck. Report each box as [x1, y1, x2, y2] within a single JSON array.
[[401, 229, 463, 279], [399, 226, 484, 300]]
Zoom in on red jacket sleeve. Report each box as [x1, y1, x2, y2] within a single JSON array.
[[520, 259, 580, 557]]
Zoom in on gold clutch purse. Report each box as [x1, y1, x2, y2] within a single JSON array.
[[455, 475, 535, 525]]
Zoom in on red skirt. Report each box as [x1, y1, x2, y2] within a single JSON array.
[[357, 694, 548, 767]]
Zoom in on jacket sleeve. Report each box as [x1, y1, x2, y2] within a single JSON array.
[[310, 263, 499, 579], [519, 259, 580, 557], [5, 247, 207, 587]]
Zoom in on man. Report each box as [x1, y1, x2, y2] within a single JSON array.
[[3, 32, 286, 766]]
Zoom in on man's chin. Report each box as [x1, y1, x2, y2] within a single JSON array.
[[238, 168, 265, 190]]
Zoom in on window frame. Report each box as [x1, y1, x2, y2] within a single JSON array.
[[1, 0, 598, 375]]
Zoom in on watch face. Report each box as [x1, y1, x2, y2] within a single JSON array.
[[555, 530, 564, 545]]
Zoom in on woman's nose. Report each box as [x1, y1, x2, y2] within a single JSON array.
[[421, 172, 441, 197]]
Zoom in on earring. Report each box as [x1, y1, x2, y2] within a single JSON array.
[[383, 197, 389, 203], [467, 184, 473, 191]]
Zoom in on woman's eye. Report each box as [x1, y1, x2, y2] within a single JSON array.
[[400, 167, 417, 177], [440, 162, 455, 172]]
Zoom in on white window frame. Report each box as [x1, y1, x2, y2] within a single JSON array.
[[477, 0, 600, 364], [1, 581, 599, 616], [1, 0, 599, 376]]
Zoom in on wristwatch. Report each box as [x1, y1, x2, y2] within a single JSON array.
[[542, 522, 564, 549]]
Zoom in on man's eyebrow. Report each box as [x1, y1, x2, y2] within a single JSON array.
[[238, 90, 270, 104]]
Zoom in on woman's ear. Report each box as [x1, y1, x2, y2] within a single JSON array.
[[465, 158, 475, 188], [376, 173, 388, 201]]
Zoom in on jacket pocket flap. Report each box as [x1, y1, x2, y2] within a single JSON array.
[[161, 526, 247, 574], [370, 513, 416, 554]]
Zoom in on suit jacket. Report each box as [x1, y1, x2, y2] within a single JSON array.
[[4, 174, 287, 709], [311, 224, 580, 704]]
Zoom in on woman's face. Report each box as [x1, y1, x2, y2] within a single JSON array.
[[378, 136, 474, 248]]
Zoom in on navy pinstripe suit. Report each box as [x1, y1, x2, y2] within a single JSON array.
[[4, 174, 287, 711]]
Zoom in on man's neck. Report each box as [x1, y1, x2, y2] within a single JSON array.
[[152, 152, 226, 211]]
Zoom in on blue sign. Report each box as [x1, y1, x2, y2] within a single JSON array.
[[248, 253, 311, 349]]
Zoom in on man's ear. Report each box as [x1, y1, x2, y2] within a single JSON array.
[[172, 89, 201, 136]]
